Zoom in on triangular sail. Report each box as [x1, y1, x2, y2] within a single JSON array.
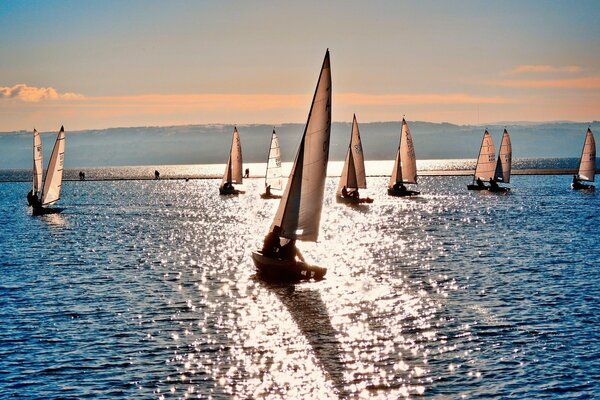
[[389, 118, 417, 186], [473, 130, 496, 182], [494, 129, 512, 183], [33, 129, 43, 194], [577, 128, 596, 182], [265, 129, 283, 190], [41, 126, 65, 206], [221, 127, 243, 186], [337, 114, 366, 192], [271, 50, 332, 242]]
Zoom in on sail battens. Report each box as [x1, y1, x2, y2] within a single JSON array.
[[271, 50, 331, 242]]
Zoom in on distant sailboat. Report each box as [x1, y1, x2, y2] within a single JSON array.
[[467, 129, 496, 190], [29, 126, 66, 215], [219, 126, 244, 195], [251, 49, 331, 281], [337, 114, 372, 204], [388, 118, 420, 196], [489, 128, 512, 192], [260, 129, 283, 199], [572, 127, 596, 190]]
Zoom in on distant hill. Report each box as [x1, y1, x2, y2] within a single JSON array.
[[0, 121, 597, 168]]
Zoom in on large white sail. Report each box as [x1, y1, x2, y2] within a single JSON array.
[[221, 127, 243, 186], [494, 129, 512, 183], [389, 118, 417, 186], [577, 128, 596, 182], [271, 50, 332, 242], [473, 130, 496, 182], [337, 114, 366, 193], [33, 129, 43, 194], [265, 129, 283, 190], [41, 126, 65, 206]]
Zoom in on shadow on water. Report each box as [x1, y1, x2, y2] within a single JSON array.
[[260, 281, 350, 399]]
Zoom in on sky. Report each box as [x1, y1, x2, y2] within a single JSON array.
[[1, 0, 599, 131]]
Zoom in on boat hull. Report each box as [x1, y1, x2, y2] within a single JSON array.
[[251, 251, 326, 282], [260, 192, 282, 199], [32, 206, 64, 216], [488, 186, 510, 193], [219, 187, 244, 195], [467, 184, 488, 191], [387, 188, 420, 197], [571, 183, 595, 191], [336, 195, 373, 204]]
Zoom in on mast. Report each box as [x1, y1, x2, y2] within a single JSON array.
[[41, 126, 65, 206], [577, 128, 596, 182], [271, 50, 332, 242]]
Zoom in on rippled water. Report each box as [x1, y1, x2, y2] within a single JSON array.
[[1, 175, 598, 399]]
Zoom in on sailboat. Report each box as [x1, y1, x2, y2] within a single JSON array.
[[260, 128, 283, 199], [29, 126, 66, 215], [336, 114, 372, 203], [388, 118, 420, 196], [571, 127, 596, 190], [219, 126, 244, 195], [467, 129, 496, 190], [489, 128, 512, 192], [251, 49, 331, 282]]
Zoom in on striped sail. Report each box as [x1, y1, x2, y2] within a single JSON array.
[[33, 129, 43, 194], [221, 127, 243, 186], [389, 118, 417, 186], [265, 129, 283, 190], [473, 130, 496, 182], [494, 129, 512, 183], [41, 126, 65, 206], [577, 128, 596, 182], [337, 114, 366, 193], [271, 50, 332, 242]]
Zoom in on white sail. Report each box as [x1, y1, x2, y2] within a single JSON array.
[[494, 129, 512, 183], [41, 126, 65, 206], [337, 114, 366, 193], [271, 50, 332, 242], [473, 130, 496, 182], [265, 129, 283, 190], [577, 128, 596, 182], [389, 118, 417, 186], [33, 129, 43, 194], [221, 127, 243, 186]]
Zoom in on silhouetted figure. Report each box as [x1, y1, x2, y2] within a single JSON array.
[[349, 189, 359, 198], [572, 175, 586, 189], [244, 168, 250, 178], [79, 171, 85, 181], [341, 186, 349, 198], [476, 177, 485, 188], [265, 184, 271, 196], [280, 239, 305, 263], [27, 190, 37, 207], [262, 225, 282, 257], [489, 178, 499, 189], [154, 170, 160, 180], [393, 182, 407, 193], [223, 182, 233, 190]]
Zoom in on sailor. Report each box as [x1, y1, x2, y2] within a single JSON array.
[[223, 181, 233, 190], [27, 190, 36, 207], [262, 225, 282, 257], [280, 238, 306, 263], [572, 175, 585, 189], [265, 184, 271, 196], [489, 178, 499, 189], [154, 170, 160, 180], [476, 178, 485, 187], [393, 182, 406, 192], [244, 168, 250, 178], [341, 186, 349, 198]]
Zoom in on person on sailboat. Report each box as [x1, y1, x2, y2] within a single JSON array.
[[280, 239, 305, 263], [392, 182, 407, 193], [27, 190, 39, 207], [488, 178, 499, 189], [154, 170, 160, 180], [262, 225, 282, 257], [244, 168, 250, 178], [265, 184, 272, 196], [572, 175, 586, 190], [476, 178, 485, 188], [341, 186, 349, 198]]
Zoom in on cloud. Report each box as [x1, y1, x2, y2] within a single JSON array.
[[486, 76, 600, 89], [509, 65, 582, 75], [0, 84, 84, 102], [338, 92, 515, 105]]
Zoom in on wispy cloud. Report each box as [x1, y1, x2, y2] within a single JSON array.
[[509, 65, 583, 75], [0, 84, 84, 102], [486, 76, 600, 89]]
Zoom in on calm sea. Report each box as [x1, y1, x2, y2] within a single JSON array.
[[1, 163, 598, 399]]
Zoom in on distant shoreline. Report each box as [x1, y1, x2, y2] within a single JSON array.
[[0, 168, 584, 183]]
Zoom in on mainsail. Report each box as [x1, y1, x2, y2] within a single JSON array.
[[473, 130, 496, 182], [265, 129, 283, 190], [337, 114, 366, 193], [33, 129, 43, 194], [389, 118, 417, 186], [41, 126, 65, 206], [271, 50, 332, 242], [577, 128, 596, 182], [494, 129, 512, 183], [221, 127, 243, 187]]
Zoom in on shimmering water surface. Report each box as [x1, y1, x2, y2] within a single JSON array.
[[1, 174, 598, 399]]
